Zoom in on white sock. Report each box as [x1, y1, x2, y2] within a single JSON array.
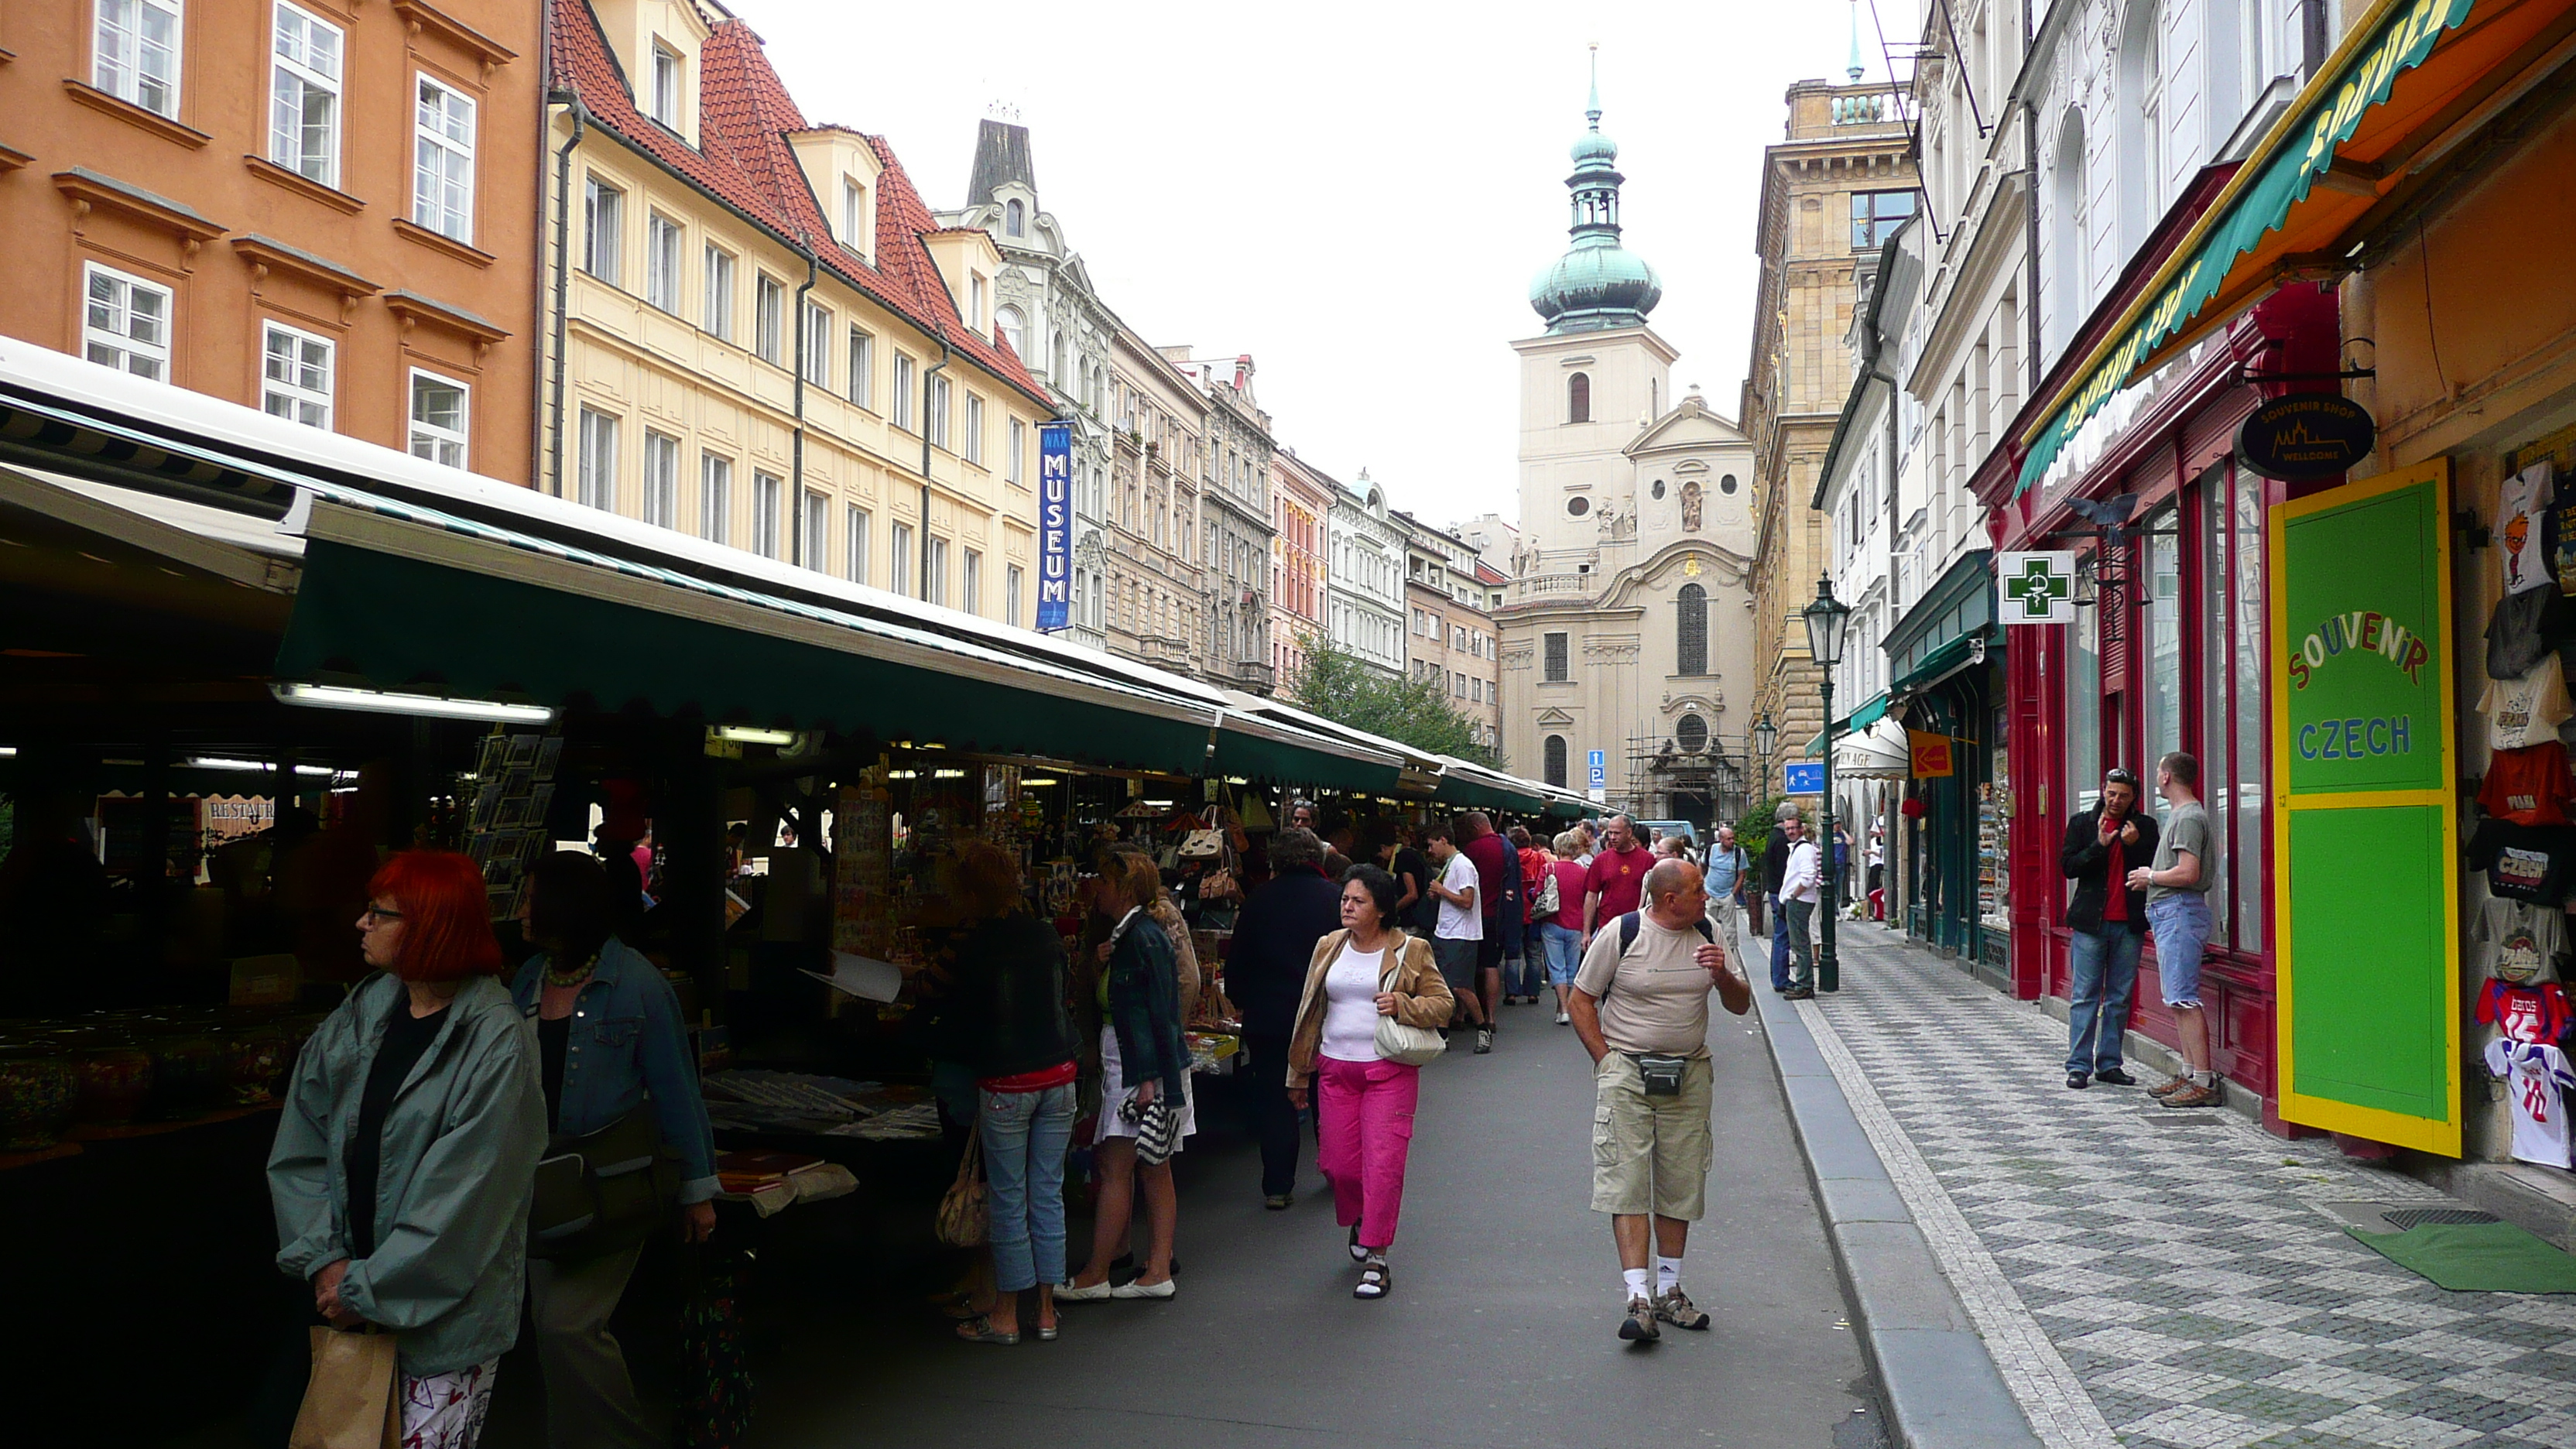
[[2195, 1070, 2218, 1088], [1622, 1267, 1651, 1301], [1656, 1256, 1683, 1294]]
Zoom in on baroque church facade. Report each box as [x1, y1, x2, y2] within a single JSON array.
[[1495, 79, 1757, 831]]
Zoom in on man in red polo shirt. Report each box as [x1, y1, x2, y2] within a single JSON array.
[[1459, 812, 1519, 1039], [1581, 814, 1657, 948]]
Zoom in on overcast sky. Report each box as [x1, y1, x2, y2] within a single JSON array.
[[751, 1, 1913, 532]]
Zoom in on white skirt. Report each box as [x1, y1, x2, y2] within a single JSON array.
[[1097, 1023, 1196, 1147]]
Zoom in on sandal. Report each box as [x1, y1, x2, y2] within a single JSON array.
[[954, 1314, 1019, 1345], [1354, 1254, 1390, 1300], [940, 1297, 996, 1321], [1035, 1322, 1059, 1341], [1348, 1226, 1368, 1263]]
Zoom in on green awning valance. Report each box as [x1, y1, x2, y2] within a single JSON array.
[[1891, 635, 1975, 695], [1806, 691, 1893, 756], [1210, 719, 1401, 794]]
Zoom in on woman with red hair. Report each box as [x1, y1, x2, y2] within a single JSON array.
[[269, 850, 546, 1449]]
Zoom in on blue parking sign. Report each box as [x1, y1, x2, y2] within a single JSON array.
[[1782, 762, 1824, 795], [1586, 748, 1606, 790]]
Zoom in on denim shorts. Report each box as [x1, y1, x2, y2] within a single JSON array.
[[2146, 892, 2211, 1008]]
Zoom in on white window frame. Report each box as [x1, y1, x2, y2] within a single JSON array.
[[892, 353, 916, 430], [962, 548, 982, 614], [889, 521, 916, 596], [259, 321, 334, 430], [844, 504, 870, 584], [94, 0, 183, 119], [701, 244, 735, 339], [800, 300, 831, 387], [649, 41, 683, 128], [751, 471, 783, 560], [968, 275, 986, 331], [577, 407, 618, 512], [841, 177, 863, 245], [698, 452, 731, 543], [847, 327, 872, 409], [81, 263, 172, 381], [582, 176, 622, 284], [412, 74, 476, 244], [963, 393, 985, 464], [929, 374, 951, 450], [1005, 564, 1023, 624], [644, 211, 683, 313], [1005, 417, 1026, 485], [406, 368, 469, 468], [925, 535, 948, 605], [799, 488, 828, 570], [269, 2, 342, 187], [642, 430, 680, 529], [754, 273, 784, 365]]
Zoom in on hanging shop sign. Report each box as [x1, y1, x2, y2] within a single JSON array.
[[1998, 552, 2077, 624], [2239, 394, 2377, 481], [1909, 731, 1954, 779], [1036, 422, 1073, 631], [2269, 460, 2458, 1154]]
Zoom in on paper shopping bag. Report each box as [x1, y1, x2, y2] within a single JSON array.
[[289, 1326, 401, 1449]]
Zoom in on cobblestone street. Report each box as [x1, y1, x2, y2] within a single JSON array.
[[1779, 923, 2576, 1449]]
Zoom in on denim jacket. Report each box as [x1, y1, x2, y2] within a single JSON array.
[[510, 937, 720, 1205], [1105, 908, 1188, 1100], [267, 974, 546, 1376]]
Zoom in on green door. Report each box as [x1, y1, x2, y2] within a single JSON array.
[[2269, 461, 2460, 1154]]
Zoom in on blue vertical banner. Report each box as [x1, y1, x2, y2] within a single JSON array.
[[1037, 423, 1072, 631]]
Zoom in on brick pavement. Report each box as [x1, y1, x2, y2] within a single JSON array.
[[1782, 923, 2576, 1449]]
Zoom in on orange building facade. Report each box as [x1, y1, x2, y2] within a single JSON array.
[[0, 0, 543, 482]]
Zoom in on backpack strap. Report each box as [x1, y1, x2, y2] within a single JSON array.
[[1617, 910, 1717, 955]]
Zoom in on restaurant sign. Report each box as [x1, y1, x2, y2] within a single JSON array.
[[2240, 394, 2376, 480]]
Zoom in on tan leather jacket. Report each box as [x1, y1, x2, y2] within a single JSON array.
[[1284, 928, 1454, 1088]]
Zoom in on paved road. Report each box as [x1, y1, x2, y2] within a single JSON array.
[[704, 974, 1882, 1448]]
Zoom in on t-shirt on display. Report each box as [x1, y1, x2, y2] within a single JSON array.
[[2478, 742, 2576, 826], [2477, 978, 2572, 1046], [2468, 820, 2576, 903], [1572, 915, 1715, 1055], [2501, 459, 2554, 595], [2474, 896, 2569, 985], [2478, 654, 2572, 752], [2482, 1040, 2575, 1169]]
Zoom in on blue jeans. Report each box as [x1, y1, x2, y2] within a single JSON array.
[[978, 1081, 1075, 1293], [1769, 895, 1793, 991], [1506, 923, 1548, 995], [1538, 922, 1584, 985], [2146, 894, 2212, 1009], [1784, 899, 1817, 990], [2064, 925, 2144, 1074]]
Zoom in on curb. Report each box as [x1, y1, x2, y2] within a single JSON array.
[[1752, 981, 2045, 1449]]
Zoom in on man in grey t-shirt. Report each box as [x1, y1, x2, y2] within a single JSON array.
[[2126, 751, 2218, 1108]]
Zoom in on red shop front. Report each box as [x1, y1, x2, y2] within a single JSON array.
[[1978, 251, 2344, 1135]]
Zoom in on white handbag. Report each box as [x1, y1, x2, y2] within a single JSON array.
[[1372, 950, 1447, 1067]]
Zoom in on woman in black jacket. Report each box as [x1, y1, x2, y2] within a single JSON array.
[[1060, 850, 1191, 1303], [947, 843, 1081, 1345], [1226, 828, 1346, 1208], [2058, 767, 2159, 1089]]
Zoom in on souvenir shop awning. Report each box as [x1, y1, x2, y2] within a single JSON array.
[[2015, 0, 2576, 493], [1208, 708, 1403, 794], [1804, 691, 1893, 758], [1834, 718, 1916, 780], [1432, 757, 1551, 815]]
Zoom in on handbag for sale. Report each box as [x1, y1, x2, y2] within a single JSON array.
[[1177, 828, 1225, 860], [288, 1327, 400, 1449], [1199, 867, 1239, 902], [934, 1131, 989, 1248], [1372, 958, 1447, 1067], [1238, 794, 1275, 831]]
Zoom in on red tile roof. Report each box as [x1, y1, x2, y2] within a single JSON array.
[[550, 0, 1043, 406]]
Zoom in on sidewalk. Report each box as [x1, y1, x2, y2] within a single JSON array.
[[1776, 922, 2576, 1449]]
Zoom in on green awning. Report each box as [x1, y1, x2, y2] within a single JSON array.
[[1805, 691, 1892, 756], [1209, 718, 1401, 793], [2016, 0, 2509, 493], [1890, 635, 1975, 695]]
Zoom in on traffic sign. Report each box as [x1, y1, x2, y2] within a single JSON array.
[[1587, 748, 1606, 790], [1782, 761, 1824, 795]]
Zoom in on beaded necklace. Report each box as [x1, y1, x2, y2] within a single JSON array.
[[543, 948, 601, 991]]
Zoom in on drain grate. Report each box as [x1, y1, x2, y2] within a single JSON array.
[[2139, 1112, 2228, 1126], [2381, 1208, 2499, 1229]]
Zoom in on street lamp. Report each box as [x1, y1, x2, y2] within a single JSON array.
[[1802, 577, 1852, 993], [1751, 712, 1777, 784]]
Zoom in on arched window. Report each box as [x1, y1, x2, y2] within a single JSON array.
[[1676, 714, 1708, 752], [995, 305, 1024, 358], [1544, 735, 1569, 787], [1005, 198, 1026, 238], [2117, 2, 2163, 255], [2049, 111, 2088, 354], [1676, 583, 1708, 676], [1567, 372, 1591, 424]]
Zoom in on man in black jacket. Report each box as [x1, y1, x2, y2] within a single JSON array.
[[1760, 803, 1799, 992], [1228, 827, 1345, 1208], [2060, 768, 2159, 1090]]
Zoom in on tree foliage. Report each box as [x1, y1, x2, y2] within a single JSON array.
[[1286, 632, 1499, 768]]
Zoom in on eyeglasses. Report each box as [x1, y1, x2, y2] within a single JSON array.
[[360, 906, 405, 925]]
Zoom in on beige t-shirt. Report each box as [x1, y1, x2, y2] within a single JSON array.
[[1573, 915, 1715, 1056]]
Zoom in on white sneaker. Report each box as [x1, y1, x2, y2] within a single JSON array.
[[1555, 1011, 1571, 1025]]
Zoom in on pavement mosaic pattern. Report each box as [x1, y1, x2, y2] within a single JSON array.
[[1792, 927, 2576, 1449]]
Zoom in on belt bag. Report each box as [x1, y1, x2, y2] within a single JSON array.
[[530, 1104, 682, 1260], [1629, 1052, 1690, 1097]]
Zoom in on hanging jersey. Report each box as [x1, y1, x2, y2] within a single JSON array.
[[2483, 1040, 2576, 1169], [2478, 742, 2576, 826], [2476, 979, 2573, 1045]]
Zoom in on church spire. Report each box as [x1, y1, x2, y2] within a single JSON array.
[[1586, 43, 1601, 129], [1848, 0, 1865, 82], [1527, 48, 1662, 334]]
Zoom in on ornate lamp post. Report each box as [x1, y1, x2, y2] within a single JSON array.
[[1751, 712, 1777, 800], [1801, 577, 1852, 993]]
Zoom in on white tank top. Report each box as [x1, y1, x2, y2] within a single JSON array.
[[1319, 944, 1389, 1063]]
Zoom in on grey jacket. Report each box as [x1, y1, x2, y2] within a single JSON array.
[[268, 973, 547, 1375]]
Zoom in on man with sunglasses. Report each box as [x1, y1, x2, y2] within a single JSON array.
[[2058, 767, 2159, 1090]]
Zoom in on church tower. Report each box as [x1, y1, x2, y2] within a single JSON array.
[[1496, 52, 1758, 827]]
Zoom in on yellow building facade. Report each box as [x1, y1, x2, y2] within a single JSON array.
[[543, 0, 1051, 625]]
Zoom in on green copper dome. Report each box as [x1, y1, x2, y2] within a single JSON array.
[[1530, 75, 1659, 335]]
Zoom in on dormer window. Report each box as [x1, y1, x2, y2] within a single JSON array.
[[969, 275, 986, 331], [649, 42, 683, 129], [1005, 199, 1026, 238], [842, 178, 864, 248]]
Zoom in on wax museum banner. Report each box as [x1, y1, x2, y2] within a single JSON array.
[[2269, 461, 2459, 1154], [1037, 423, 1072, 632]]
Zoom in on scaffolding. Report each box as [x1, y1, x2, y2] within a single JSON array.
[[1622, 721, 1750, 831]]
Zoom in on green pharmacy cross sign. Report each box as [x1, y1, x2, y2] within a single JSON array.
[[1999, 551, 2075, 625]]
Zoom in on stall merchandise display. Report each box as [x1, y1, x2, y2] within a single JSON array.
[[464, 728, 563, 920], [700, 1069, 941, 1141], [0, 1007, 323, 1153]]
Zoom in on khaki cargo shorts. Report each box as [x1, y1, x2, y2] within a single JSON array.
[[1589, 1051, 1714, 1219]]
